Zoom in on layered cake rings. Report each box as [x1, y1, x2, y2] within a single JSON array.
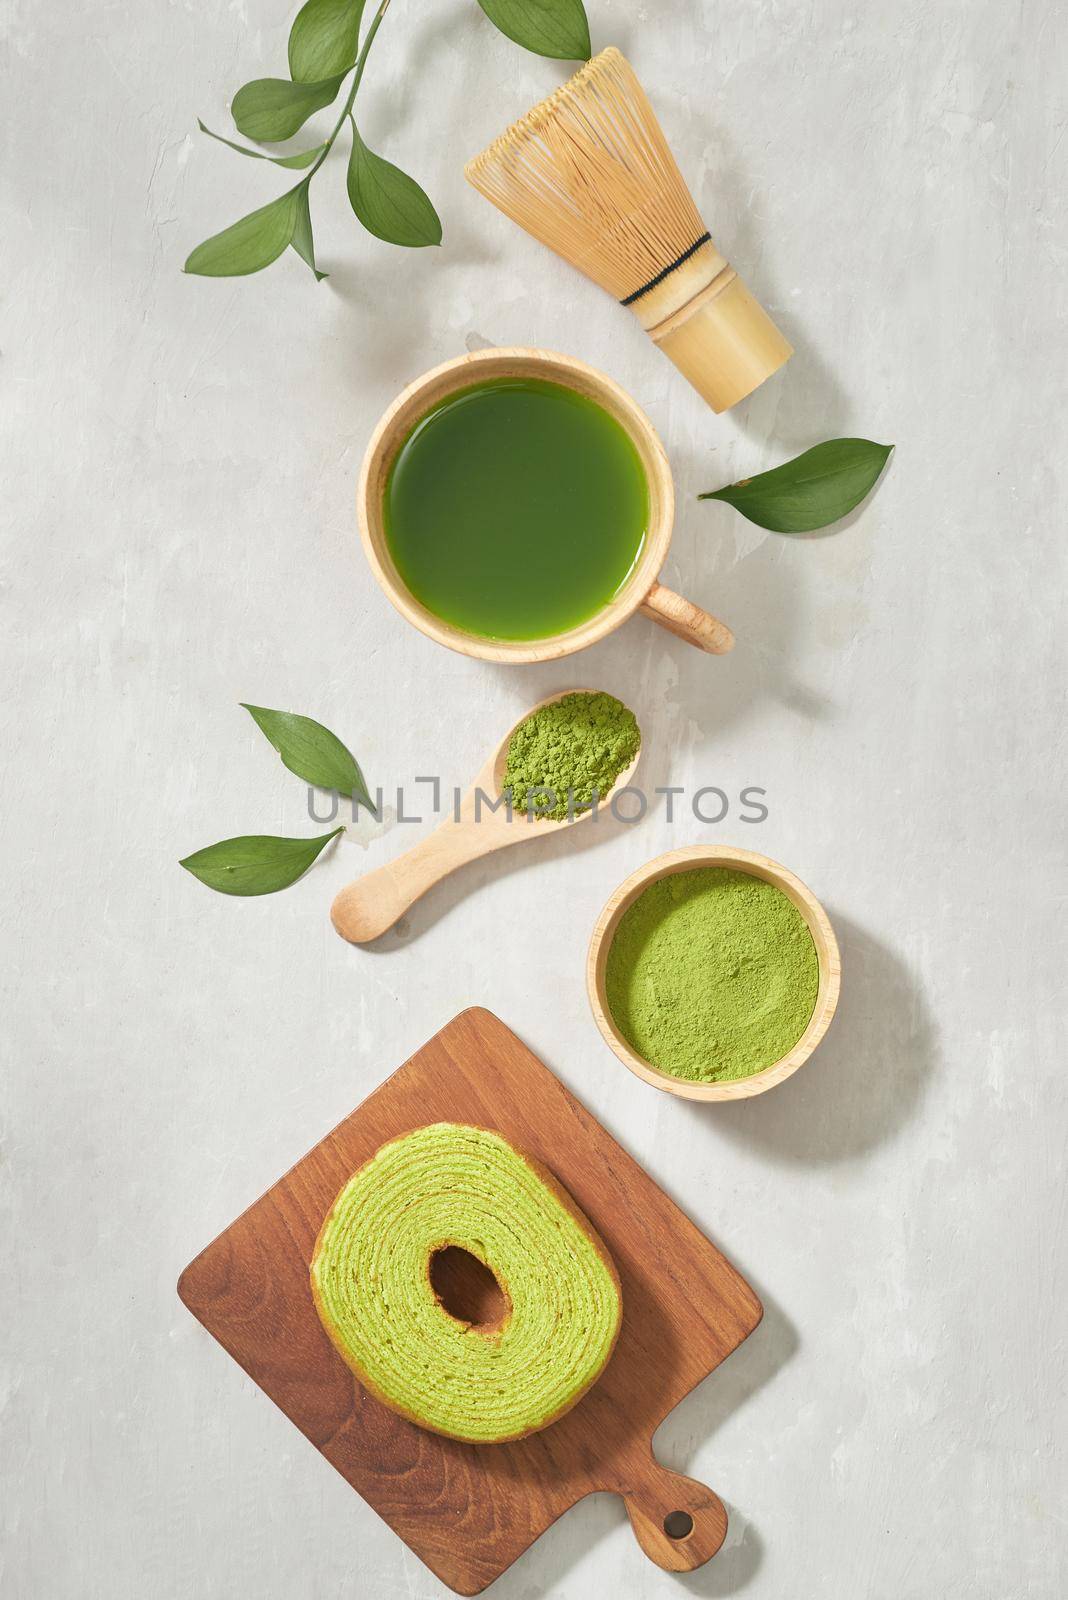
[[311, 1123, 622, 1443]]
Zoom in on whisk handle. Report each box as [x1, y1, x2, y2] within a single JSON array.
[[639, 582, 734, 655]]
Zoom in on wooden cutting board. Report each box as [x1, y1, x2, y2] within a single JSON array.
[[178, 1008, 762, 1594]]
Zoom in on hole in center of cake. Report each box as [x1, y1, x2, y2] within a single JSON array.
[[429, 1246, 510, 1335]]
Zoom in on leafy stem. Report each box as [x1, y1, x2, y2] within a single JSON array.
[[178, 704, 374, 897], [184, 0, 592, 280], [305, 0, 392, 182]]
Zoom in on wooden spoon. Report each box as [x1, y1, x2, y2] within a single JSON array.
[[331, 689, 641, 944]]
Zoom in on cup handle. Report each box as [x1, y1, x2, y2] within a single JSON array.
[[639, 582, 735, 654]]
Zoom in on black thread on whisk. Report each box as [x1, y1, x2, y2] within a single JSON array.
[[620, 233, 712, 305]]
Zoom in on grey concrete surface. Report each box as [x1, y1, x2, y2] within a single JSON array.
[[2, 1, 1065, 1596]]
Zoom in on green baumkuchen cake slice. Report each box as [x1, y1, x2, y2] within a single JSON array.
[[310, 1122, 623, 1443]]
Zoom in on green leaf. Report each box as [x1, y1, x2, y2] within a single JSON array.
[[177, 838, 340, 902], [346, 122, 441, 247], [232, 74, 346, 142], [179, 829, 343, 896], [198, 119, 324, 169], [290, 186, 328, 279], [241, 704, 371, 804], [475, 0, 591, 60], [699, 439, 894, 533], [289, 0, 365, 83], [183, 189, 301, 278]]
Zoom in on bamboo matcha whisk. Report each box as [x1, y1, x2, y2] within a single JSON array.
[[465, 47, 792, 413]]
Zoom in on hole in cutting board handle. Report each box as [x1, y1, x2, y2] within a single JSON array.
[[621, 1470, 727, 1574], [663, 1510, 694, 1540]]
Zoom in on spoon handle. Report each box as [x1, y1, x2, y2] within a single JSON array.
[[640, 581, 735, 654], [331, 815, 511, 944]]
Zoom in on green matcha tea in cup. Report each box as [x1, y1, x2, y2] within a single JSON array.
[[385, 373, 648, 642], [358, 347, 735, 664]]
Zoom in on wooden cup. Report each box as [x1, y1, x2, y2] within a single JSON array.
[[357, 347, 734, 664], [587, 845, 841, 1102]]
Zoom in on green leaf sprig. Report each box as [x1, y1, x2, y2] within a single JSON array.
[[240, 704, 373, 805], [179, 705, 372, 896], [185, 0, 593, 280], [180, 829, 344, 896], [475, 0, 591, 61], [700, 439, 894, 533]]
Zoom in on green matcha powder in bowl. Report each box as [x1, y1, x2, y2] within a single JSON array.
[[588, 846, 841, 1101]]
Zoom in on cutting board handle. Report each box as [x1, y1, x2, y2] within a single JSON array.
[[619, 1454, 728, 1574]]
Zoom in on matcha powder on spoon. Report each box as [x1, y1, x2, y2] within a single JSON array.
[[503, 691, 640, 820], [605, 867, 819, 1082]]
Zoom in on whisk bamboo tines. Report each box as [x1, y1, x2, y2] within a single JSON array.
[[465, 48, 792, 414]]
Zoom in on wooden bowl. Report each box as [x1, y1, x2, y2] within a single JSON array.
[[586, 845, 841, 1102], [357, 347, 734, 664]]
